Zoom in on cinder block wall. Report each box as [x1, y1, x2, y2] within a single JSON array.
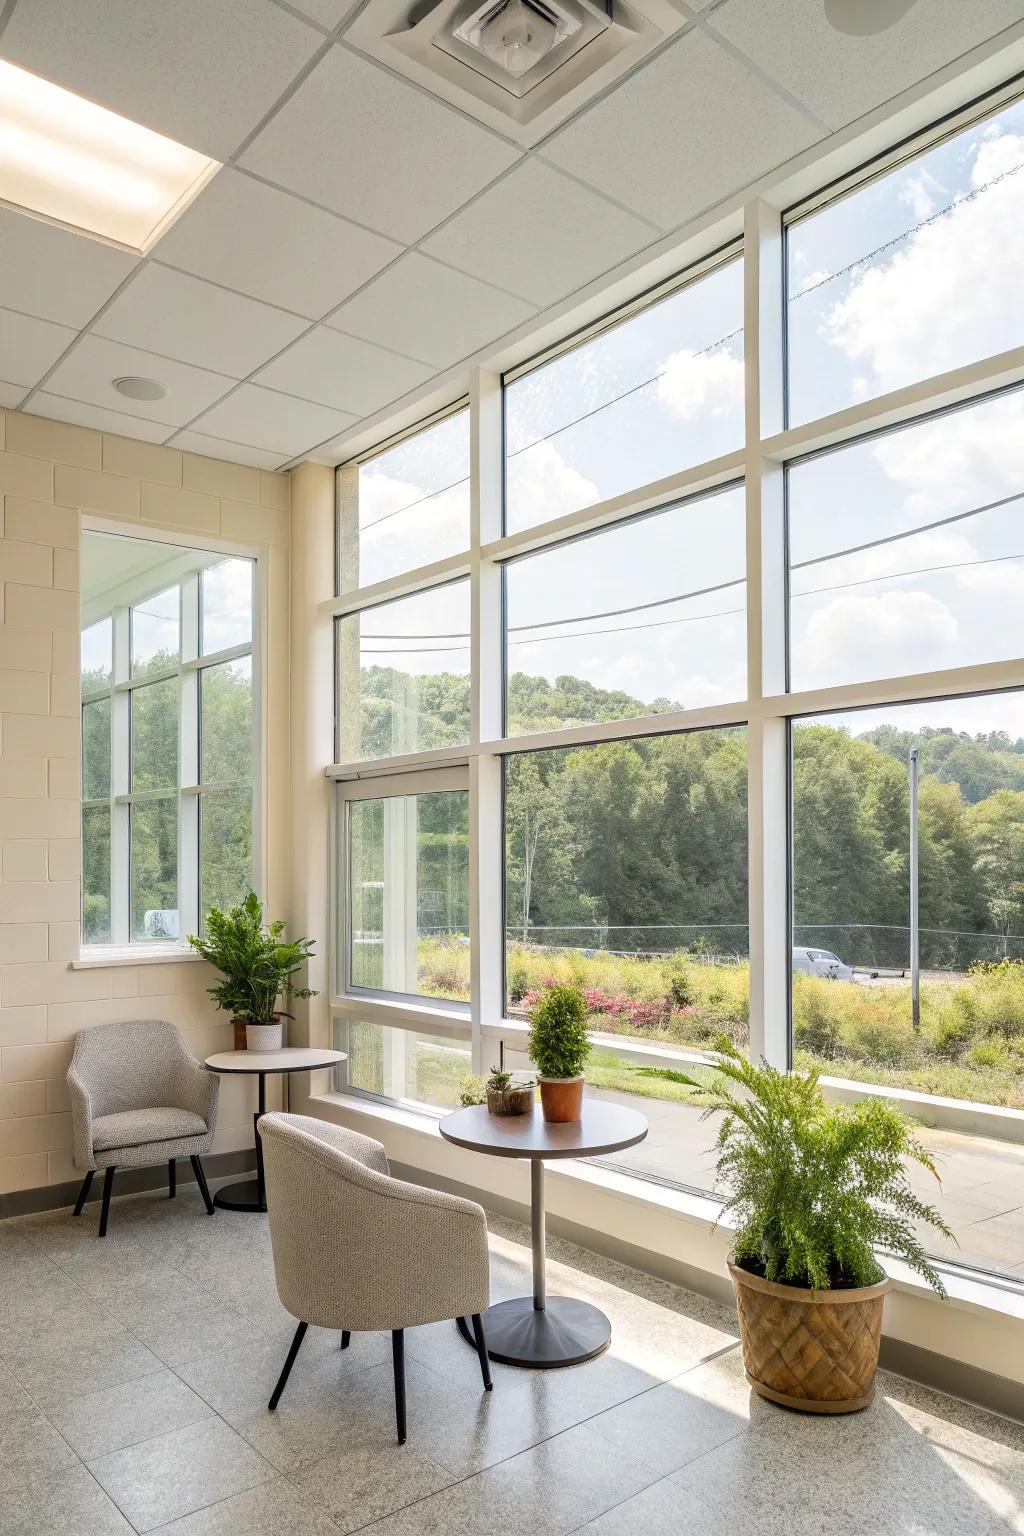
[[0, 407, 291, 1198]]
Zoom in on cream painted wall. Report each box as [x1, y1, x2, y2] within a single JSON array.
[[0, 406, 291, 1197]]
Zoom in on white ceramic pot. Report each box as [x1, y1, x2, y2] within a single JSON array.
[[246, 1020, 283, 1052]]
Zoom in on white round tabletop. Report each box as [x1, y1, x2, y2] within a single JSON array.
[[205, 1047, 346, 1074]]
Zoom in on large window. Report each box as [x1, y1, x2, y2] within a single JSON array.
[[328, 80, 1024, 1285], [81, 531, 255, 948]]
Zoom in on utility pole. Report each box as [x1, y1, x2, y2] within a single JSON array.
[[909, 748, 920, 1032]]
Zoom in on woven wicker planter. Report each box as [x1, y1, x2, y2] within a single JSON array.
[[729, 1256, 890, 1414]]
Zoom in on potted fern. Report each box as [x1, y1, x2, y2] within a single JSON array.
[[528, 984, 590, 1122], [682, 1037, 952, 1413], [188, 892, 317, 1052]]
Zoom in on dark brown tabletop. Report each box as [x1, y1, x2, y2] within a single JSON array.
[[439, 1101, 648, 1160]]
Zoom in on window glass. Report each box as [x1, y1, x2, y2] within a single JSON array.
[[131, 584, 179, 679], [201, 656, 252, 784], [82, 699, 111, 800], [336, 581, 470, 763], [201, 787, 252, 920], [347, 788, 469, 1001], [82, 805, 111, 945], [505, 485, 746, 736], [202, 557, 253, 654], [340, 1021, 471, 1109], [787, 95, 1024, 425], [81, 618, 112, 692], [342, 409, 470, 590], [504, 258, 743, 535], [792, 692, 1024, 1278], [131, 797, 178, 941], [787, 389, 1024, 693], [131, 677, 179, 792]]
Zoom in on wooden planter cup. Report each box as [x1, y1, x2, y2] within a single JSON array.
[[729, 1257, 890, 1414], [486, 1084, 534, 1116]]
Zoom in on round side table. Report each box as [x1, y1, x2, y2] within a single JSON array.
[[205, 1047, 346, 1213], [439, 1100, 648, 1368]]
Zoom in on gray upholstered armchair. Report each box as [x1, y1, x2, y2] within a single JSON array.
[[68, 1019, 220, 1236], [260, 1112, 492, 1443]]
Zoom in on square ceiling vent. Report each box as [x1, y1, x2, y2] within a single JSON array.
[[347, 0, 688, 146]]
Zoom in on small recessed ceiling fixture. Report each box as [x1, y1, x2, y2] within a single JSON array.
[[113, 376, 167, 401], [823, 0, 919, 35], [0, 59, 219, 252]]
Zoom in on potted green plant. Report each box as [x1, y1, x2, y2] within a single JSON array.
[[485, 1067, 534, 1117], [188, 892, 317, 1052], [528, 984, 591, 1122], [681, 1036, 952, 1413]]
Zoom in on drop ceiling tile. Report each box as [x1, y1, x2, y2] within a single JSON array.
[[0, 0, 321, 160], [0, 383, 26, 408], [542, 28, 823, 230], [45, 336, 234, 427], [0, 308, 76, 388], [709, 0, 1024, 129], [25, 393, 172, 443], [326, 253, 536, 367], [93, 265, 308, 378], [290, 0, 359, 26], [167, 429, 286, 470], [255, 326, 433, 415], [240, 46, 521, 243], [152, 169, 402, 320], [189, 384, 355, 459], [421, 160, 657, 307], [0, 211, 138, 329]]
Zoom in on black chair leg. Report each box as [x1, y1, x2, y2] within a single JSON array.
[[340, 1331, 350, 1350], [470, 1313, 492, 1391], [392, 1329, 406, 1445], [168, 1159, 176, 1199], [190, 1156, 215, 1215], [269, 1321, 307, 1411], [72, 1171, 94, 1217], [98, 1166, 116, 1238]]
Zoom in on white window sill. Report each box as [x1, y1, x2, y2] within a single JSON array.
[[312, 1089, 1024, 1330], [71, 945, 202, 969]]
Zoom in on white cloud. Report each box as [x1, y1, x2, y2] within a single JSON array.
[[356, 469, 469, 584], [656, 347, 744, 420], [505, 438, 601, 528], [821, 128, 1024, 393], [871, 389, 1024, 513], [801, 590, 958, 684]]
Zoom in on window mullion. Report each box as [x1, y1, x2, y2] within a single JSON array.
[[110, 607, 131, 947]]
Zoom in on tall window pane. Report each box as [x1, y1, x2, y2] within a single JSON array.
[[792, 693, 1024, 1278], [504, 258, 743, 535], [787, 95, 1024, 425], [131, 677, 179, 792], [342, 1021, 471, 1109], [82, 699, 111, 799], [131, 584, 179, 679], [340, 409, 470, 590], [82, 805, 111, 945], [787, 389, 1024, 693], [505, 485, 746, 736], [81, 618, 112, 691], [336, 581, 470, 763], [131, 797, 178, 941], [347, 788, 469, 1001], [202, 787, 252, 919], [202, 557, 253, 654], [201, 657, 252, 784]]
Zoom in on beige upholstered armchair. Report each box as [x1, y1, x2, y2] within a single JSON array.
[[68, 1019, 220, 1236], [260, 1112, 492, 1443]]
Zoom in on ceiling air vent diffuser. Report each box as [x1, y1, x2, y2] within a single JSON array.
[[348, 0, 686, 145]]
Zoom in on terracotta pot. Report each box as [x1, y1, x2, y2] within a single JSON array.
[[728, 1256, 890, 1414], [232, 1017, 247, 1052], [486, 1083, 534, 1116], [245, 1018, 284, 1053], [539, 1076, 584, 1123]]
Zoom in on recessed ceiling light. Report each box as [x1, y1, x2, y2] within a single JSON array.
[[113, 376, 167, 401], [0, 59, 219, 251], [823, 0, 919, 35]]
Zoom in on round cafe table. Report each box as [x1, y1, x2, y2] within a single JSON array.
[[439, 1100, 648, 1368], [205, 1047, 346, 1213]]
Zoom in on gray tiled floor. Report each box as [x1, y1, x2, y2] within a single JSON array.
[[1, 1181, 1023, 1534]]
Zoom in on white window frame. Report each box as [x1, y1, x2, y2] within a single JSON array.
[[80, 519, 264, 956], [325, 77, 1024, 1106]]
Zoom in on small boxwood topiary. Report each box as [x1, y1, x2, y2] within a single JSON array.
[[528, 984, 591, 1080]]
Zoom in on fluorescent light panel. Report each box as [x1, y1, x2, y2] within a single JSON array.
[[0, 59, 219, 250]]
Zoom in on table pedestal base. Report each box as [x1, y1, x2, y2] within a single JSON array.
[[458, 1296, 611, 1369], [213, 1178, 265, 1213]]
